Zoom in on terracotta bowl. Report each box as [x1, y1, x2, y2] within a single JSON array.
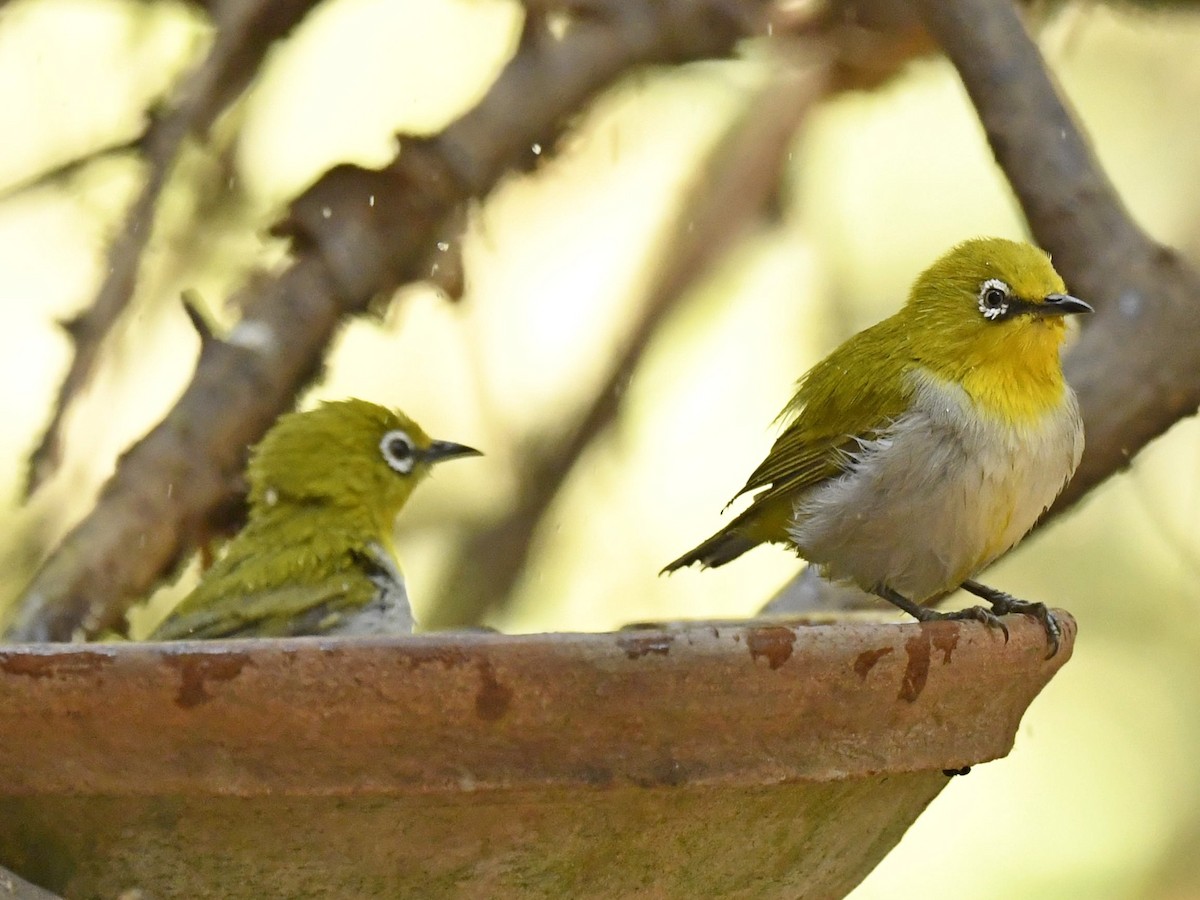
[[0, 613, 1074, 898]]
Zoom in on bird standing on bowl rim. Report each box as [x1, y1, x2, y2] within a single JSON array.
[[663, 238, 1092, 656], [149, 399, 481, 640]]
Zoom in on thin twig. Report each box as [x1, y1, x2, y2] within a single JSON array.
[[24, 0, 323, 495], [0, 133, 147, 202]]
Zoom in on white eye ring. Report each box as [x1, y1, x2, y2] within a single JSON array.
[[380, 430, 416, 474], [978, 278, 1010, 320]]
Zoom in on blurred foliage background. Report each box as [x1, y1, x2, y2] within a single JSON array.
[[2, 0, 1200, 896]]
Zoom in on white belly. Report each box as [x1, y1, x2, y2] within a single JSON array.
[[788, 369, 1083, 601]]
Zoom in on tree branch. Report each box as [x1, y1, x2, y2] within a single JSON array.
[[913, 0, 1200, 515], [5, 0, 771, 642], [766, 0, 1200, 617], [427, 50, 829, 627]]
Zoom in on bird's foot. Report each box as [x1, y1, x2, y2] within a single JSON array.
[[910, 602, 1011, 643], [961, 580, 1061, 659], [873, 586, 1010, 643]]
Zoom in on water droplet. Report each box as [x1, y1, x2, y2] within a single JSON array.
[[321, 207, 332, 219], [228, 320, 276, 354], [265, 488, 278, 506], [368, 195, 376, 207], [437, 241, 450, 251], [531, 143, 542, 155]]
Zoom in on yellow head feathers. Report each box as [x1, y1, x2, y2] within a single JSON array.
[[903, 238, 1089, 334], [247, 399, 480, 512]]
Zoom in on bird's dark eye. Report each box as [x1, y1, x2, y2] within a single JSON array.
[[380, 430, 416, 474], [977, 278, 1010, 320]]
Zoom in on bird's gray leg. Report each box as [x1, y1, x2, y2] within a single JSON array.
[[873, 585, 1010, 643], [960, 580, 1060, 658]]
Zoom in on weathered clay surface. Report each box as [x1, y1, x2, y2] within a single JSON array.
[[0, 614, 1074, 898]]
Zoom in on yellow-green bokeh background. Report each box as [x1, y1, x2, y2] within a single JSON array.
[[3, 1, 1200, 896]]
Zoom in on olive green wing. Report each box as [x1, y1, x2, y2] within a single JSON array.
[[663, 332, 915, 571], [734, 398, 891, 510], [149, 573, 378, 639], [147, 542, 406, 640]]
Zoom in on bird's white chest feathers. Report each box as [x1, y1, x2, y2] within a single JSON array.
[[323, 579, 414, 636], [788, 368, 1083, 601], [324, 542, 415, 636]]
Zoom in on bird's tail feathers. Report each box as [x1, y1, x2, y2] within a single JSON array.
[[661, 523, 759, 574], [661, 496, 794, 574]]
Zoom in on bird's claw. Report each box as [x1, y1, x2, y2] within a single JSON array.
[[877, 584, 1060, 657], [960, 582, 1062, 659], [985, 593, 1061, 659]]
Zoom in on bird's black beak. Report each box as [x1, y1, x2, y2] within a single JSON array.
[[1037, 293, 1094, 317], [421, 440, 483, 464]]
